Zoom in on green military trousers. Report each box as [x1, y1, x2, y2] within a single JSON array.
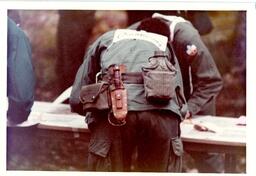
[[87, 110, 183, 172]]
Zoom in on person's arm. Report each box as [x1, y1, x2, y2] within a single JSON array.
[[173, 22, 223, 116], [7, 18, 35, 124]]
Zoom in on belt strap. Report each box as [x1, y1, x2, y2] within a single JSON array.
[[122, 72, 144, 84], [102, 72, 143, 84]]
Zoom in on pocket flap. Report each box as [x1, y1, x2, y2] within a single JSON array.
[[171, 137, 184, 156], [89, 139, 111, 158]]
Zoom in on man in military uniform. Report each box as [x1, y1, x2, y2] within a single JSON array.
[[129, 13, 224, 172], [70, 14, 222, 172], [70, 16, 188, 172]]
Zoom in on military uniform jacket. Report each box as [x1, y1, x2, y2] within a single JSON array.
[[129, 13, 223, 116], [70, 29, 187, 119]]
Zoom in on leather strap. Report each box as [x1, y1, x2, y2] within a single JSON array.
[[102, 72, 143, 84], [110, 88, 128, 120], [108, 65, 128, 121]]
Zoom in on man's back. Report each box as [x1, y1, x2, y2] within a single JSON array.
[[70, 29, 187, 119]]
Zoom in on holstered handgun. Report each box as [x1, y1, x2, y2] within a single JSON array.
[[108, 65, 128, 125]]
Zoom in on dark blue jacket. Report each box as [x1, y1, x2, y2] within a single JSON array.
[[7, 18, 35, 124]]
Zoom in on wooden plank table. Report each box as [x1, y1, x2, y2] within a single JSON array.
[[181, 115, 245, 153], [9, 101, 246, 173], [180, 116, 246, 173]]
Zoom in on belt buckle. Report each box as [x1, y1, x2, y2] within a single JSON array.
[[95, 71, 102, 83]]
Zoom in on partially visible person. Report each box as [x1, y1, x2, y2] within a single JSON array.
[[7, 17, 35, 125], [129, 13, 224, 173], [7, 10, 21, 27], [55, 10, 95, 94], [129, 13, 222, 118], [127, 10, 213, 35]]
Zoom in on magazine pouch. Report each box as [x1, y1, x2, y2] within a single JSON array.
[[80, 82, 110, 113]]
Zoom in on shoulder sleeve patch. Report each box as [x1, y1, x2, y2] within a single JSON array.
[[186, 44, 198, 56]]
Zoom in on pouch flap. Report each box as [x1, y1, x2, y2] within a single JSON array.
[[89, 139, 111, 157], [142, 56, 176, 72], [80, 83, 108, 104], [171, 137, 184, 156]]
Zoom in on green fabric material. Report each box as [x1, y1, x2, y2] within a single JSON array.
[[129, 17, 223, 116], [172, 22, 222, 115], [70, 30, 187, 119]]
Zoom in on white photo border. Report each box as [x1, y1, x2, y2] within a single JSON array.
[[1, 1, 255, 176]]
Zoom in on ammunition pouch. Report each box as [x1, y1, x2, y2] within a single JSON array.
[[79, 82, 111, 113], [142, 51, 177, 103], [83, 65, 128, 126]]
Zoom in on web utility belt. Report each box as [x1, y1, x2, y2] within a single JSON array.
[[80, 64, 133, 126], [79, 52, 179, 126], [101, 72, 143, 85], [79, 64, 146, 126]]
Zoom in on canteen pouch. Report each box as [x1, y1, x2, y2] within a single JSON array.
[[142, 51, 177, 103], [79, 82, 110, 112]]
